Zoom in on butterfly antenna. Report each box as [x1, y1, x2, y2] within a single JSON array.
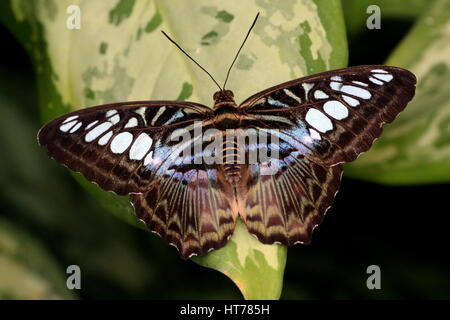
[[161, 30, 222, 91], [222, 12, 260, 90]]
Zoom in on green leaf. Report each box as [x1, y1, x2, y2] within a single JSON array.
[[0, 62, 170, 297], [1, 0, 347, 299], [343, 0, 432, 39], [0, 218, 76, 299], [193, 220, 287, 300], [345, 0, 450, 184]]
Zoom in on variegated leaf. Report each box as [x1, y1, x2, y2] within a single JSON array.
[[2, 0, 347, 299], [0, 219, 76, 299], [345, 0, 450, 184]]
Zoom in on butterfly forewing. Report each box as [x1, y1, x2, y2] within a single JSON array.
[[38, 101, 213, 195], [240, 65, 416, 166]]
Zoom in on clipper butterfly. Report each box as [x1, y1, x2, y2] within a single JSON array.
[[38, 14, 416, 259]]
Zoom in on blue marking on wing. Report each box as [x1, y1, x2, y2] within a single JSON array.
[[267, 97, 289, 108]]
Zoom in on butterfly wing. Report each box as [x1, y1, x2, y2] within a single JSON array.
[[238, 150, 342, 245], [236, 65, 416, 245], [240, 65, 416, 166], [131, 168, 237, 259], [38, 101, 238, 258], [38, 101, 211, 194]]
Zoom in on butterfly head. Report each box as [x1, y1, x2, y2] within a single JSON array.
[[213, 90, 236, 106]]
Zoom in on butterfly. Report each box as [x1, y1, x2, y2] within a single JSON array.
[[37, 14, 416, 259]]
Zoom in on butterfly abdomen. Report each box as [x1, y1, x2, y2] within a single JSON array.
[[220, 130, 244, 184], [211, 101, 247, 184]]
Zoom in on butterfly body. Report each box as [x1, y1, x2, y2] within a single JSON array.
[[38, 65, 416, 258]]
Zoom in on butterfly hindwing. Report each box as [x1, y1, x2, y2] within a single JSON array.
[[237, 149, 342, 246], [38, 101, 213, 195], [131, 165, 237, 259], [240, 65, 416, 166]]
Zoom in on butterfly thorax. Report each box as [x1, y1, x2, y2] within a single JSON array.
[[213, 90, 240, 130]]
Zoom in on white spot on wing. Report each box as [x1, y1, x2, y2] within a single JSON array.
[[352, 81, 368, 87], [331, 76, 342, 81], [129, 133, 153, 160], [342, 95, 360, 107], [86, 120, 98, 130], [151, 107, 166, 125], [372, 73, 393, 82], [369, 77, 384, 85], [371, 69, 388, 74], [98, 131, 113, 146], [135, 107, 147, 125], [302, 83, 314, 96], [330, 81, 342, 90], [125, 117, 138, 128], [62, 115, 78, 124], [105, 110, 120, 125], [323, 101, 349, 120], [305, 109, 333, 133], [110, 115, 120, 125], [314, 90, 329, 99], [309, 128, 321, 140], [106, 110, 118, 117], [283, 89, 302, 103], [59, 120, 77, 132], [85, 122, 112, 142], [340, 85, 371, 99], [69, 121, 82, 133], [110, 132, 133, 154]]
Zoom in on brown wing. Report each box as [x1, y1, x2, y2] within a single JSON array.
[[38, 100, 212, 195], [237, 149, 342, 245], [131, 166, 237, 259]]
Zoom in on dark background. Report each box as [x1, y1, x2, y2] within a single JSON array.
[[0, 13, 449, 299]]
